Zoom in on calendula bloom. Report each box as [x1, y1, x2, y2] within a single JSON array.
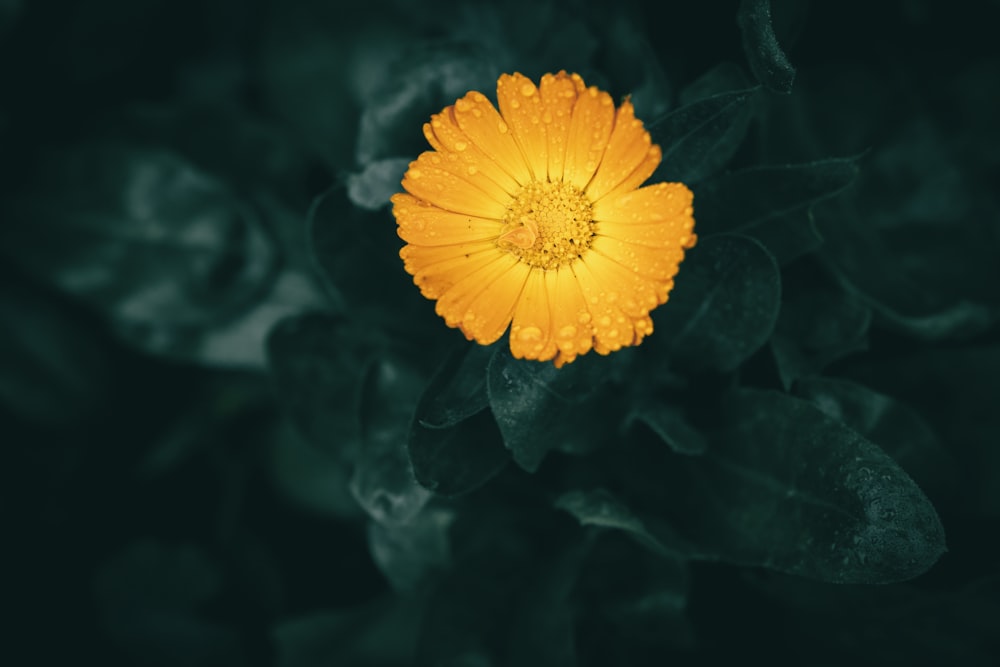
[[391, 71, 696, 367]]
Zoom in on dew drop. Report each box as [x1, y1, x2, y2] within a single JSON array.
[[454, 141, 468, 151], [521, 83, 536, 97], [577, 312, 592, 324], [498, 120, 509, 133], [599, 316, 612, 327], [558, 324, 577, 338], [467, 166, 478, 175], [517, 326, 543, 341], [607, 291, 619, 303], [608, 329, 619, 338], [542, 112, 553, 123], [510, 99, 521, 109], [409, 168, 423, 179], [472, 109, 482, 118]]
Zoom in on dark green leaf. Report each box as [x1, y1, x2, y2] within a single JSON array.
[[409, 409, 510, 497], [368, 507, 454, 592], [487, 346, 614, 472], [650, 87, 758, 184], [652, 234, 781, 373], [772, 264, 872, 388], [678, 62, 753, 106], [351, 353, 432, 523], [793, 376, 958, 497], [738, 0, 796, 93], [266, 312, 382, 458], [416, 343, 495, 429], [555, 489, 692, 560], [635, 389, 946, 583], [629, 401, 707, 455], [694, 156, 860, 235]]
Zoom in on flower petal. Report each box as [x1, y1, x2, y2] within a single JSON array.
[[592, 143, 662, 204], [571, 256, 646, 355], [539, 71, 585, 183], [563, 84, 615, 190], [592, 182, 694, 224], [452, 90, 531, 186], [590, 235, 687, 283], [509, 269, 559, 362], [497, 73, 548, 182], [424, 111, 521, 195], [435, 252, 520, 330], [392, 194, 503, 246], [457, 262, 531, 345], [550, 264, 595, 367], [402, 155, 508, 218], [586, 99, 657, 201], [400, 242, 501, 299]]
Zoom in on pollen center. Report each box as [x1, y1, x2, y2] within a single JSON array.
[[497, 180, 595, 270]]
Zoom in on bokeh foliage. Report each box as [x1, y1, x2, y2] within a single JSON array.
[[3, 0, 999, 665]]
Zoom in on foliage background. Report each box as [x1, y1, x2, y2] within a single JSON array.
[[3, 0, 999, 665]]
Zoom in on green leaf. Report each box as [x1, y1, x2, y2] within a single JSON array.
[[649, 87, 758, 184], [694, 156, 860, 236], [771, 264, 872, 388], [628, 401, 707, 455], [266, 313, 381, 458], [555, 489, 692, 560], [793, 376, 958, 497], [633, 389, 946, 584], [487, 346, 614, 472], [652, 234, 781, 373], [738, 0, 796, 93], [678, 62, 753, 106], [368, 507, 454, 592], [408, 409, 510, 497], [416, 343, 495, 429]]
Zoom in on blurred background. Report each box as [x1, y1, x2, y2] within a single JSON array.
[[2, 0, 999, 665]]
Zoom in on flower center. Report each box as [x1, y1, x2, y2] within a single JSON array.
[[497, 180, 595, 270]]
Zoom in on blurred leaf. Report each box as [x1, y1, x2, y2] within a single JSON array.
[[1, 142, 281, 364], [738, 0, 796, 93], [0, 275, 111, 425], [417, 343, 495, 430], [351, 353, 432, 524], [772, 264, 872, 388], [650, 87, 758, 184], [628, 400, 708, 455], [694, 156, 860, 235], [267, 312, 383, 458], [555, 489, 692, 559], [633, 389, 946, 583], [368, 507, 454, 592], [678, 62, 753, 106], [487, 346, 615, 472], [652, 234, 781, 374], [308, 185, 443, 340], [409, 408, 510, 497], [273, 596, 425, 667], [793, 376, 958, 497]]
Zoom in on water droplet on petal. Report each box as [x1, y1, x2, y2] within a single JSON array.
[[454, 141, 468, 151], [521, 83, 536, 97], [518, 326, 543, 342], [510, 99, 521, 109], [467, 166, 478, 175], [577, 312, 592, 324], [409, 168, 423, 179], [558, 325, 577, 338], [599, 316, 612, 327], [497, 120, 509, 133]]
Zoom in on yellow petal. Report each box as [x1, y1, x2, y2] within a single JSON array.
[[586, 99, 657, 201], [571, 257, 643, 355], [392, 193, 502, 246], [539, 71, 585, 182], [509, 269, 559, 362], [402, 156, 508, 219], [423, 110, 521, 195], [563, 84, 615, 190], [592, 143, 662, 204], [400, 242, 501, 299], [452, 90, 531, 186], [590, 235, 687, 283], [549, 264, 595, 367], [592, 181, 694, 224], [435, 253, 520, 330], [496, 73, 548, 182], [456, 261, 532, 345]]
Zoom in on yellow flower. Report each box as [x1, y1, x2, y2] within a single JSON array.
[[391, 71, 696, 367]]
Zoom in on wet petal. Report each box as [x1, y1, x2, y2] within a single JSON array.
[[435, 253, 520, 329], [586, 100, 657, 201], [539, 71, 585, 182], [550, 264, 595, 367], [458, 261, 532, 345], [392, 194, 502, 246], [401, 242, 501, 299], [509, 269, 558, 361], [452, 90, 531, 186], [497, 73, 548, 182], [563, 85, 615, 190], [571, 257, 643, 355], [592, 143, 662, 204], [590, 234, 687, 282], [424, 111, 521, 195], [401, 155, 508, 218], [593, 182, 694, 224]]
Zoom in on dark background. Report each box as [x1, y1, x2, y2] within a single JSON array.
[[3, 0, 999, 665]]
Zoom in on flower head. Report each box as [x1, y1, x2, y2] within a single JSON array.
[[391, 71, 696, 367]]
